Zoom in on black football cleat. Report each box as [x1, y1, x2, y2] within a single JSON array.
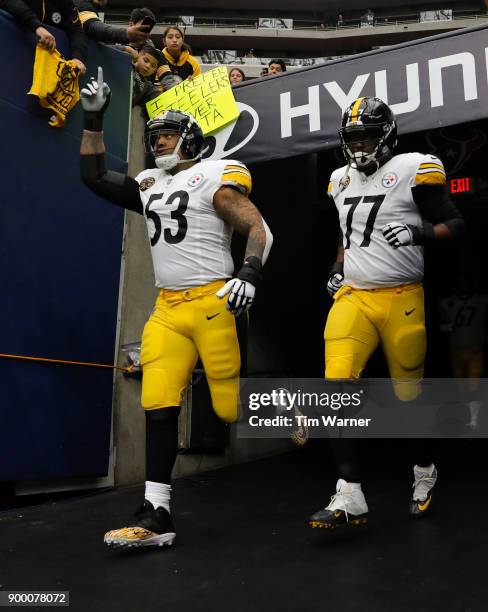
[[410, 465, 437, 519], [309, 479, 369, 529]]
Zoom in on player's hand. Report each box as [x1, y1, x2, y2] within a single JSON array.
[[327, 272, 344, 297], [327, 261, 344, 297], [80, 66, 111, 131], [382, 222, 419, 248], [35, 26, 56, 50], [216, 278, 256, 317]]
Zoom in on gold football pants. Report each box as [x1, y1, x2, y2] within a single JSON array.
[[324, 283, 426, 401], [140, 280, 240, 422]]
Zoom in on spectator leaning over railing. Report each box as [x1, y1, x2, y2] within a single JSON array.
[[74, 0, 151, 47], [130, 45, 166, 111], [229, 67, 245, 86], [268, 58, 286, 75], [3, 0, 87, 73], [161, 25, 201, 81]]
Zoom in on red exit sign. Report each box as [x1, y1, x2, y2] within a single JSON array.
[[450, 177, 474, 194]]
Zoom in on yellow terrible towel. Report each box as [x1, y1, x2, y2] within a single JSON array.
[[28, 45, 80, 127]]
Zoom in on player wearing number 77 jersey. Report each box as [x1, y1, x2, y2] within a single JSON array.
[[79, 67, 273, 549], [309, 97, 465, 531]]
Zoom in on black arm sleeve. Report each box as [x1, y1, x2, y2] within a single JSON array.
[[80, 154, 143, 214], [411, 184, 465, 240], [83, 18, 129, 44], [2, 0, 43, 30]]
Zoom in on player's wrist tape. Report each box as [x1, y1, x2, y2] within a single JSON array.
[[237, 256, 263, 285], [329, 261, 344, 277], [84, 111, 104, 132], [407, 222, 435, 245]]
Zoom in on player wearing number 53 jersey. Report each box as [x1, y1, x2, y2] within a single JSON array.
[[309, 97, 465, 531], [79, 68, 272, 549]]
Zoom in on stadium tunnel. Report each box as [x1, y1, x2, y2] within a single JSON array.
[[1, 12, 488, 611], [247, 120, 488, 380]]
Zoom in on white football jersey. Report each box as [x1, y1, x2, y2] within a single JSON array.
[[328, 152, 446, 288], [135, 159, 252, 290]]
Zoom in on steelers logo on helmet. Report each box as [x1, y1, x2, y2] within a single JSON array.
[[144, 110, 207, 171], [51, 11, 62, 23], [339, 97, 397, 172]]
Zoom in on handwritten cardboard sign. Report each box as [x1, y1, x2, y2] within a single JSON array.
[[146, 66, 239, 134]]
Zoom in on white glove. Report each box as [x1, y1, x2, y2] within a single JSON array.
[[382, 222, 416, 249], [81, 67, 111, 130], [327, 272, 344, 297], [216, 278, 256, 317]]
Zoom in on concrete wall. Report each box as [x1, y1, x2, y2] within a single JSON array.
[[113, 107, 290, 486]]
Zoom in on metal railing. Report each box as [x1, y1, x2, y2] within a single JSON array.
[[106, 11, 488, 33]]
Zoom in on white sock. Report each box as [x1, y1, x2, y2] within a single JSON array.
[[145, 481, 171, 513]]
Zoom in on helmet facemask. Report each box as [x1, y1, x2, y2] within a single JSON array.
[[339, 124, 392, 172], [338, 97, 397, 173], [144, 112, 206, 170], [147, 128, 185, 170]]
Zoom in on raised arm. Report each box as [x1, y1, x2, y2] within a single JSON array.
[[79, 13, 150, 46], [80, 67, 143, 214]]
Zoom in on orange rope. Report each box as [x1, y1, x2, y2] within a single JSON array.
[[0, 353, 134, 374]]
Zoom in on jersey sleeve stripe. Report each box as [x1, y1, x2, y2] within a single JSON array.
[[221, 173, 252, 194], [327, 181, 333, 193], [416, 168, 446, 178], [221, 180, 252, 195], [415, 172, 447, 185], [222, 168, 251, 178], [416, 168, 446, 175], [224, 163, 249, 172], [419, 163, 445, 171], [79, 10, 99, 23]]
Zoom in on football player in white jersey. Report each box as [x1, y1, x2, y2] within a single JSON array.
[[79, 68, 273, 549], [309, 97, 465, 530], [439, 276, 488, 430]]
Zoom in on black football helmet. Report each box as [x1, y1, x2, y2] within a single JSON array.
[[145, 110, 206, 170], [339, 97, 397, 171]]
